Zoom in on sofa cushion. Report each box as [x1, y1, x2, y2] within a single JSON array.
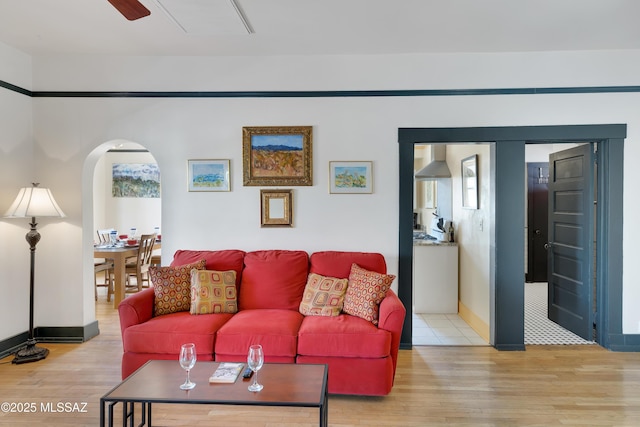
[[310, 251, 387, 278], [239, 250, 309, 311], [297, 315, 392, 358], [190, 269, 238, 315], [299, 273, 348, 317], [171, 249, 245, 287], [123, 310, 233, 355], [215, 309, 304, 359], [151, 260, 206, 316], [343, 263, 395, 325]]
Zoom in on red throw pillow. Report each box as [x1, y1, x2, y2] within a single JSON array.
[[342, 263, 395, 325], [150, 260, 206, 316]]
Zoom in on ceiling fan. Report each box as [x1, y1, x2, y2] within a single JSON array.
[[107, 0, 151, 21]]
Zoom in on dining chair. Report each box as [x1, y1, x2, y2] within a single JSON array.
[[95, 229, 115, 301], [124, 233, 157, 292]]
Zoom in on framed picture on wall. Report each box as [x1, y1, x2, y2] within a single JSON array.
[[112, 163, 160, 198], [243, 126, 313, 186], [187, 159, 230, 192], [260, 189, 293, 227], [424, 180, 436, 208], [329, 161, 373, 194], [461, 155, 478, 209]]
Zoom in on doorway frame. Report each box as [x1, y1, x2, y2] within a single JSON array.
[[398, 124, 626, 351]]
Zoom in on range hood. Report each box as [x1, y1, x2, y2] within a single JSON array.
[[415, 145, 451, 180]]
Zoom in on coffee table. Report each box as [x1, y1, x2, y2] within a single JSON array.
[[100, 360, 328, 427]]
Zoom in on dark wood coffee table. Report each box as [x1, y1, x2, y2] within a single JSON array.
[[100, 360, 328, 427]]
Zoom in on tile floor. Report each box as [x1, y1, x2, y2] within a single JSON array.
[[412, 312, 488, 346]]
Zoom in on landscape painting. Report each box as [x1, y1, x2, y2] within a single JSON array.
[[112, 163, 160, 198], [243, 126, 312, 186], [329, 161, 373, 194], [188, 159, 230, 192]]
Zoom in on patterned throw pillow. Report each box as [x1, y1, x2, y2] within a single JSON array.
[[342, 263, 395, 325], [190, 269, 238, 315], [299, 273, 349, 317], [151, 260, 206, 316]]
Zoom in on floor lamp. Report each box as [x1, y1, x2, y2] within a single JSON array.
[[4, 183, 65, 364]]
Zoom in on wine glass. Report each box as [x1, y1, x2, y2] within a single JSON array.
[[247, 344, 264, 392], [179, 343, 197, 390]]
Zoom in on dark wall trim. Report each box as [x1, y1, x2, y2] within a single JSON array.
[[0, 79, 32, 96], [6, 79, 640, 99], [0, 322, 100, 359]]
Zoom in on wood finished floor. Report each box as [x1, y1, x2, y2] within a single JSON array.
[[1, 297, 640, 426]]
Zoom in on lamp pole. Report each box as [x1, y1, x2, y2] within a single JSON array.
[[12, 216, 49, 364]]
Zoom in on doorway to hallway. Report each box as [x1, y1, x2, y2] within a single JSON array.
[[398, 124, 625, 350]]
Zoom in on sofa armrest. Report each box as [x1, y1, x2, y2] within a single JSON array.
[[117, 288, 155, 338], [377, 289, 406, 377]]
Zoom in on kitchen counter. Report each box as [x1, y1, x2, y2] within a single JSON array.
[[413, 239, 458, 246]]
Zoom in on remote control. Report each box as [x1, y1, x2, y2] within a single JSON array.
[[242, 367, 253, 379]]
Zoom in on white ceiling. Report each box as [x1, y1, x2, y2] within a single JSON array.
[[1, 0, 640, 57]]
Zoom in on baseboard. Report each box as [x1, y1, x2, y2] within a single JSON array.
[[36, 321, 100, 343], [0, 321, 100, 359], [458, 300, 490, 343], [606, 333, 640, 351], [0, 332, 29, 360]]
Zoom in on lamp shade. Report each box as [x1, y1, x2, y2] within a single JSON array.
[[4, 183, 66, 218]]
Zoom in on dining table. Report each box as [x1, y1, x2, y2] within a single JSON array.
[[94, 241, 161, 308]]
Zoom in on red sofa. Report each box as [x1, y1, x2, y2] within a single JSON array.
[[118, 249, 406, 396]]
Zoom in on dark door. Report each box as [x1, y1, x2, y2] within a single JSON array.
[[547, 144, 594, 340], [526, 162, 549, 282]]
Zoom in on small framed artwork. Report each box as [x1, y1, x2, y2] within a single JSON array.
[[243, 126, 313, 186], [187, 159, 230, 192], [329, 161, 373, 194], [461, 154, 478, 209], [260, 189, 293, 227], [112, 163, 160, 198], [424, 180, 436, 209]]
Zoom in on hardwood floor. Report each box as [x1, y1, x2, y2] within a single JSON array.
[[1, 297, 640, 426]]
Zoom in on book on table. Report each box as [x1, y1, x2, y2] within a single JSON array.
[[209, 362, 244, 383]]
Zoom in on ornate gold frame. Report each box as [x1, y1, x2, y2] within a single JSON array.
[[260, 189, 293, 227], [243, 126, 312, 186]]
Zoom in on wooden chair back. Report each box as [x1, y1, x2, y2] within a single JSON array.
[[97, 229, 114, 244], [127, 233, 157, 291]]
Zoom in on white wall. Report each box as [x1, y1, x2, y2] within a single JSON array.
[[2, 49, 640, 343], [448, 145, 492, 327], [0, 42, 33, 342]]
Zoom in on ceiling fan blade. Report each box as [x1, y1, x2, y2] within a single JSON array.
[[107, 0, 151, 21]]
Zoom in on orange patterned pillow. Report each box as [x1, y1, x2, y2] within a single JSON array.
[[150, 260, 206, 316], [190, 269, 238, 315], [342, 263, 395, 325], [299, 273, 349, 317]]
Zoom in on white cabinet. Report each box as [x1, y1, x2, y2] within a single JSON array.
[[413, 244, 459, 314]]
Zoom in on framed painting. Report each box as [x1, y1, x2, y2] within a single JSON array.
[[243, 126, 313, 186], [424, 180, 436, 209], [329, 161, 373, 194], [461, 154, 478, 209], [260, 189, 293, 227], [112, 163, 160, 198], [187, 159, 230, 192]]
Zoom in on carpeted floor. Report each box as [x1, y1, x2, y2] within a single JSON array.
[[524, 282, 594, 345]]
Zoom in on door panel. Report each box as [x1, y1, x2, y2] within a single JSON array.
[[548, 144, 594, 340]]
